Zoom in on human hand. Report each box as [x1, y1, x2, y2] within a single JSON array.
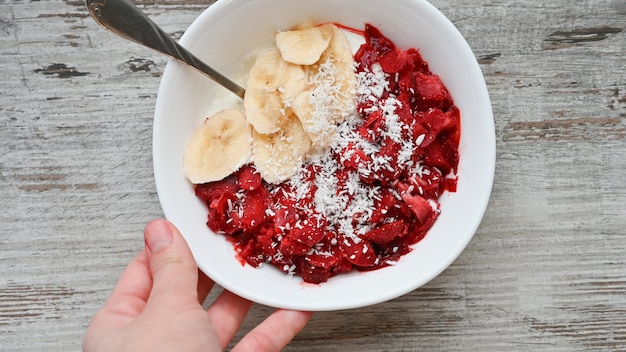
[[83, 219, 313, 352]]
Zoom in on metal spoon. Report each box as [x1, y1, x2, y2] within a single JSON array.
[[85, 0, 245, 99]]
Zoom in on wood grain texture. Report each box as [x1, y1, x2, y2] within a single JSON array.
[[1, 0, 624, 351]]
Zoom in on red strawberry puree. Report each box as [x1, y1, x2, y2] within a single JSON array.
[[195, 24, 461, 284]]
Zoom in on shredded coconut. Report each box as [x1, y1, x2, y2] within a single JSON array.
[[277, 61, 420, 243]]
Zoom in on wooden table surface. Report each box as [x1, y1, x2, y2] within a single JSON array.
[[1, 0, 625, 351]]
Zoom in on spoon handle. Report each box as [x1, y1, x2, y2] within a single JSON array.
[[85, 0, 245, 99]]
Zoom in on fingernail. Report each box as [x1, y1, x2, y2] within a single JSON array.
[[145, 220, 173, 252]]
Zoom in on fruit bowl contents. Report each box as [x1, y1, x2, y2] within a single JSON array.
[[153, 0, 494, 311], [182, 22, 461, 284]]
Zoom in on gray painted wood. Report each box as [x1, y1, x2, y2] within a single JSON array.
[[1, 0, 624, 351]]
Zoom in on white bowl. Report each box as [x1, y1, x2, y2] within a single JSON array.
[[153, 0, 495, 311]]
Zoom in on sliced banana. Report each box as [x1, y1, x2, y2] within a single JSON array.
[[245, 48, 282, 91], [276, 24, 334, 65], [278, 62, 309, 106], [185, 21, 359, 186], [291, 89, 336, 148], [243, 88, 284, 134], [319, 25, 357, 117], [183, 109, 251, 184], [252, 110, 312, 184], [291, 25, 356, 147], [244, 48, 306, 134]]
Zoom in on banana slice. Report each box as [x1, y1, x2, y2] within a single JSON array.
[[243, 88, 284, 134], [291, 25, 356, 147], [278, 62, 309, 105], [244, 48, 306, 134], [185, 21, 357, 186], [276, 24, 334, 65], [245, 48, 283, 91], [319, 25, 357, 117], [291, 89, 336, 148], [183, 109, 252, 184], [252, 110, 312, 184]]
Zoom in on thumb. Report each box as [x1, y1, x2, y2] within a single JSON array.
[[143, 219, 199, 307]]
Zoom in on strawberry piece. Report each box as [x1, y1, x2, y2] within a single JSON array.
[[355, 44, 378, 70], [277, 218, 326, 257], [394, 91, 415, 129], [444, 177, 458, 193], [380, 48, 413, 74], [419, 107, 461, 176], [195, 175, 239, 207], [396, 71, 414, 95], [393, 180, 411, 195], [278, 236, 311, 256], [297, 236, 348, 283], [401, 193, 437, 223], [340, 142, 370, 170], [373, 138, 403, 183], [414, 72, 452, 111], [417, 108, 457, 149], [304, 242, 342, 269], [341, 238, 377, 267], [366, 236, 413, 271], [272, 186, 299, 233], [236, 235, 264, 267], [237, 164, 262, 191], [195, 176, 241, 234], [295, 257, 333, 284], [405, 203, 440, 244], [304, 252, 337, 270], [437, 106, 462, 147], [412, 120, 429, 147], [273, 204, 297, 234], [423, 137, 457, 176], [363, 220, 408, 244], [330, 258, 353, 275], [406, 165, 444, 199], [290, 221, 326, 247], [358, 110, 385, 142], [407, 48, 429, 73], [364, 23, 395, 57], [230, 187, 270, 231], [255, 225, 279, 259], [369, 188, 397, 223]]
